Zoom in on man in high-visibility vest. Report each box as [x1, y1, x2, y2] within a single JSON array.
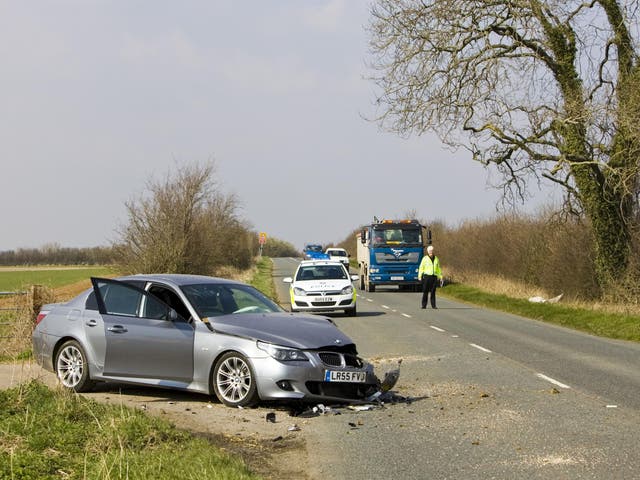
[[418, 245, 443, 309]]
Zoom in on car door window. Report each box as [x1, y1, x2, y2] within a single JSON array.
[[142, 295, 172, 320], [102, 282, 142, 317], [91, 277, 169, 319]]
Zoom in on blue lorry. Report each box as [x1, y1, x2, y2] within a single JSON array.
[[356, 219, 430, 292]]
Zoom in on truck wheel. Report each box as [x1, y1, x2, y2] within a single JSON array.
[[366, 282, 376, 293]]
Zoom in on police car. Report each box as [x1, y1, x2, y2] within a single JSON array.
[[283, 260, 358, 316]]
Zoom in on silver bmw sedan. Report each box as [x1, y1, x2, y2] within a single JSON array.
[[32, 274, 378, 407]]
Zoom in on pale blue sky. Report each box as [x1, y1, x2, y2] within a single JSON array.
[[0, 1, 556, 251]]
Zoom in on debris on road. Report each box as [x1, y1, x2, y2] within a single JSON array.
[[528, 293, 563, 304], [367, 358, 403, 402], [266, 412, 276, 423], [347, 405, 375, 411]]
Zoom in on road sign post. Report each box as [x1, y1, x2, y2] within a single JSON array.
[[258, 232, 267, 257]]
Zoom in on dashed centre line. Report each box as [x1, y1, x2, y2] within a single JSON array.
[[430, 326, 446, 333], [382, 305, 390, 309], [470, 343, 492, 353], [536, 373, 571, 389], [402, 313, 412, 318]]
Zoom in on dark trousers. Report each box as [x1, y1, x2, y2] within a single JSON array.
[[421, 275, 438, 308]]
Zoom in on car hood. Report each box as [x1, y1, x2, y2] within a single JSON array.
[[211, 313, 354, 350], [295, 280, 349, 291]]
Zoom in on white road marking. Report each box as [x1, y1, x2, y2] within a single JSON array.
[[366, 298, 373, 302], [382, 305, 390, 309], [470, 343, 492, 353], [430, 326, 445, 332], [536, 373, 571, 389], [451, 335, 459, 338], [402, 313, 411, 318], [606, 405, 618, 409]]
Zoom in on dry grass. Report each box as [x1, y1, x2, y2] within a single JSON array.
[[447, 268, 554, 299], [447, 267, 640, 316], [1, 286, 55, 359], [214, 264, 257, 284]]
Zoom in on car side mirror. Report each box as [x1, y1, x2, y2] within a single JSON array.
[[350, 275, 359, 282], [283, 277, 293, 284], [168, 308, 179, 322], [360, 230, 367, 244]]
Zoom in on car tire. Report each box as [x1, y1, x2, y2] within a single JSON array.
[[55, 340, 94, 392], [212, 352, 258, 408], [345, 306, 357, 317]]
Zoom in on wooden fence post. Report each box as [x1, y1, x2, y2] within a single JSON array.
[[30, 284, 47, 321]]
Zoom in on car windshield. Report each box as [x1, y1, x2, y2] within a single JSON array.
[[296, 265, 347, 281], [180, 283, 282, 317], [305, 244, 323, 252], [372, 228, 421, 246], [328, 250, 346, 257]]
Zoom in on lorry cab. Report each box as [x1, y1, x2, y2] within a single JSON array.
[[357, 219, 430, 292]]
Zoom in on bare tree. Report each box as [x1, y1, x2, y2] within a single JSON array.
[[114, 161, 252, 274], [368, 0, 640, 288]]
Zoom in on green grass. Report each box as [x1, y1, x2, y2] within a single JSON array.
[[249, 257, 276, 301], [0, 267, 115, 291], [0, 380, 261, 480], [442, 283, 640, 342]]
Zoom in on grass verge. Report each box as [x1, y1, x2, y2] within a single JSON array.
[[0, 381, 260, 480], [249, 257, 276, 301], [441, 283, 640, 342]]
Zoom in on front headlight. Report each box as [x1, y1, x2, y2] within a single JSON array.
[[293, 287, 306, 296], [257, 341, 309, 362], [369, 268, 379, 273], [341, 285, 353, 295]]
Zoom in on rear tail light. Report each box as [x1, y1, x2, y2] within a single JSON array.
[[35, 312, 48, 325]]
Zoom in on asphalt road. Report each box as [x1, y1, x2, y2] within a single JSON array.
[[272, 257, 640, 480]]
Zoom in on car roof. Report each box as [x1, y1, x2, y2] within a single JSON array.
[[116, 273, 244, 287], [297, 260, 345, 267], [326, 248, 346, 252]]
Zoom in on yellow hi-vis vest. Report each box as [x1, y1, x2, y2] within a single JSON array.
[[418, 255, 442, 280]]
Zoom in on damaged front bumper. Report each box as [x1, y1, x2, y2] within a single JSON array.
[[253, 352, 402, 405]]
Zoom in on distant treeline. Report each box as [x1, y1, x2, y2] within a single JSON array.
[[0, 236, 300, 269], [0, 246, 116, 266]]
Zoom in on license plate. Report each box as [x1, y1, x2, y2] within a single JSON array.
[[325, 370, 367, 383], [390, 276, 404, 280], [315, 297, 333, 303]]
